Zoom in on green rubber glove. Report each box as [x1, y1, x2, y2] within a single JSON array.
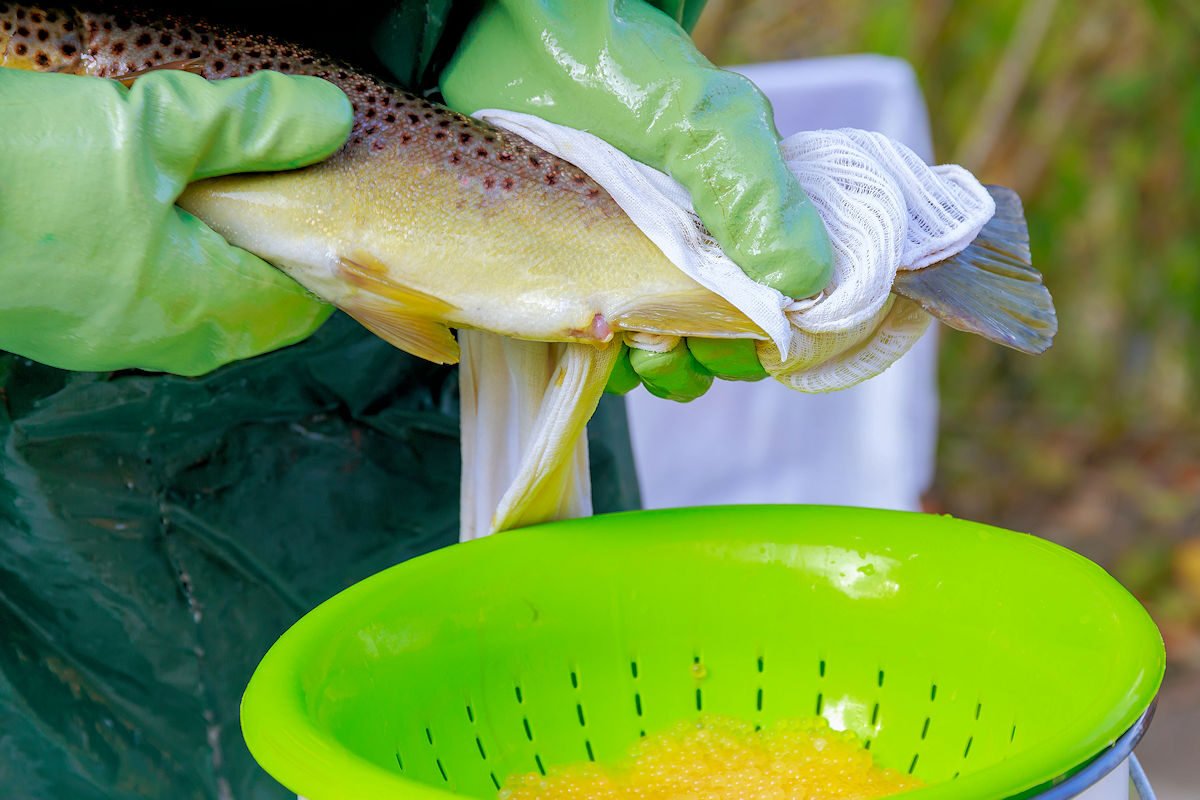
[[0, 68, 353, 376], [437, 0, 833, 399]]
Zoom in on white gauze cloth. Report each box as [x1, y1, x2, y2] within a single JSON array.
[[474, 111, 996, 392]]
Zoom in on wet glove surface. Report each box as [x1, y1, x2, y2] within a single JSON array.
[[0, 68, 352, 376], [436, 0, 831, 400]]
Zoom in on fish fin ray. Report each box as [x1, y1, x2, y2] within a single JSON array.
[[337, 252, 457, 316], [115, 59, 206, 87], [612, 294, 765, 339], [345, 303, 460, 365], [893, 185, 1057, 354]]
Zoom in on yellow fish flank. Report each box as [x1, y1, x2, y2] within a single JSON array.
[[0, 3, 762, 365]]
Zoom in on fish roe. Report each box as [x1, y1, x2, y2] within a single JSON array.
[[499, 715, 921, 800]]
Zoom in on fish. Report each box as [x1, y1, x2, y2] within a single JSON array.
[[1, 4, 1057, 535], [0, 3, 1056, 367]]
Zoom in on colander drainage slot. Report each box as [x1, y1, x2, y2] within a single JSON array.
[[908, 754, 920, 774], [921, 718, 931, 740]]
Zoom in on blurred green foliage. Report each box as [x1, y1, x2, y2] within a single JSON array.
[[696, 0, 1200, 662]]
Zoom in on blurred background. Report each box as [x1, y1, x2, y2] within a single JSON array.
[[693, 0, 1199, 795]]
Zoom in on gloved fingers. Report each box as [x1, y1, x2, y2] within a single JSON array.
[[628, 341, 713, 403], [439, 0, 833, 300], [146, 207, 334, 375], [604, 344, 642, 395], [686, 338, 769, 381], [129, 70, 353, 183]]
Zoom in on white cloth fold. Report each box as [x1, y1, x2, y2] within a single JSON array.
[[474, 111, 995, 393]]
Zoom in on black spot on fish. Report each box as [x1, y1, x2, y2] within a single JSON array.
[[173, 46, 183, 56], [13, 43, 26, 55], [36, 28, 48, 41], [189, 49, 201, 59], [14, 7, 24, 19], [385, 113, 396, 123], [503, 178, 514, 191], [498, 152, 514, 162], [365, 108, 376, 118], [45, 11, 58, 23], [400, 132, 412, 144], [476, 148, 489, 159], [61, 43, 76, 56], [159, 32, 172, 46], [1, 22, 10, 32], [450, 153, 461, 164], [484, 177, 495, 189], [61, 18, 73, 32], [434, 131, 447, 140], [111, 41, 126, 55], [408, 113, 419, 124], [15, 25, 27, 36], [213, 59, 225, 71], [545, 174, 557, 185], [135, 32, 151, 46], [459, 133, 472, 144], [439, 120, 452, 128], [29, 10, 41, 23], [34, 51, 49, 66]]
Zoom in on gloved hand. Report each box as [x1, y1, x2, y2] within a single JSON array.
[[437, 0, 833, 401], [0, 68, 352, 376]]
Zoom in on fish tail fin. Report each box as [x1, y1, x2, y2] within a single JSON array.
[[893, 185, 1057, 354]]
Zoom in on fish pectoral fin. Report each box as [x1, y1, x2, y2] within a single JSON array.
[[892, 184, 1057, 355], [337, 252, 458, 316], [114, 59, 206, 87], [344, 301, 461, 365]]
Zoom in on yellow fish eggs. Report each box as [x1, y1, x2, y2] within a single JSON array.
[[499, 715, 922, 800]]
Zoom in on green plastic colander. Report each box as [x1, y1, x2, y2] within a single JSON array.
[[242, 506, 1164, 799]]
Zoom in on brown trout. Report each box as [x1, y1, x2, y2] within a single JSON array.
[[0, 3, 1056, 368]]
